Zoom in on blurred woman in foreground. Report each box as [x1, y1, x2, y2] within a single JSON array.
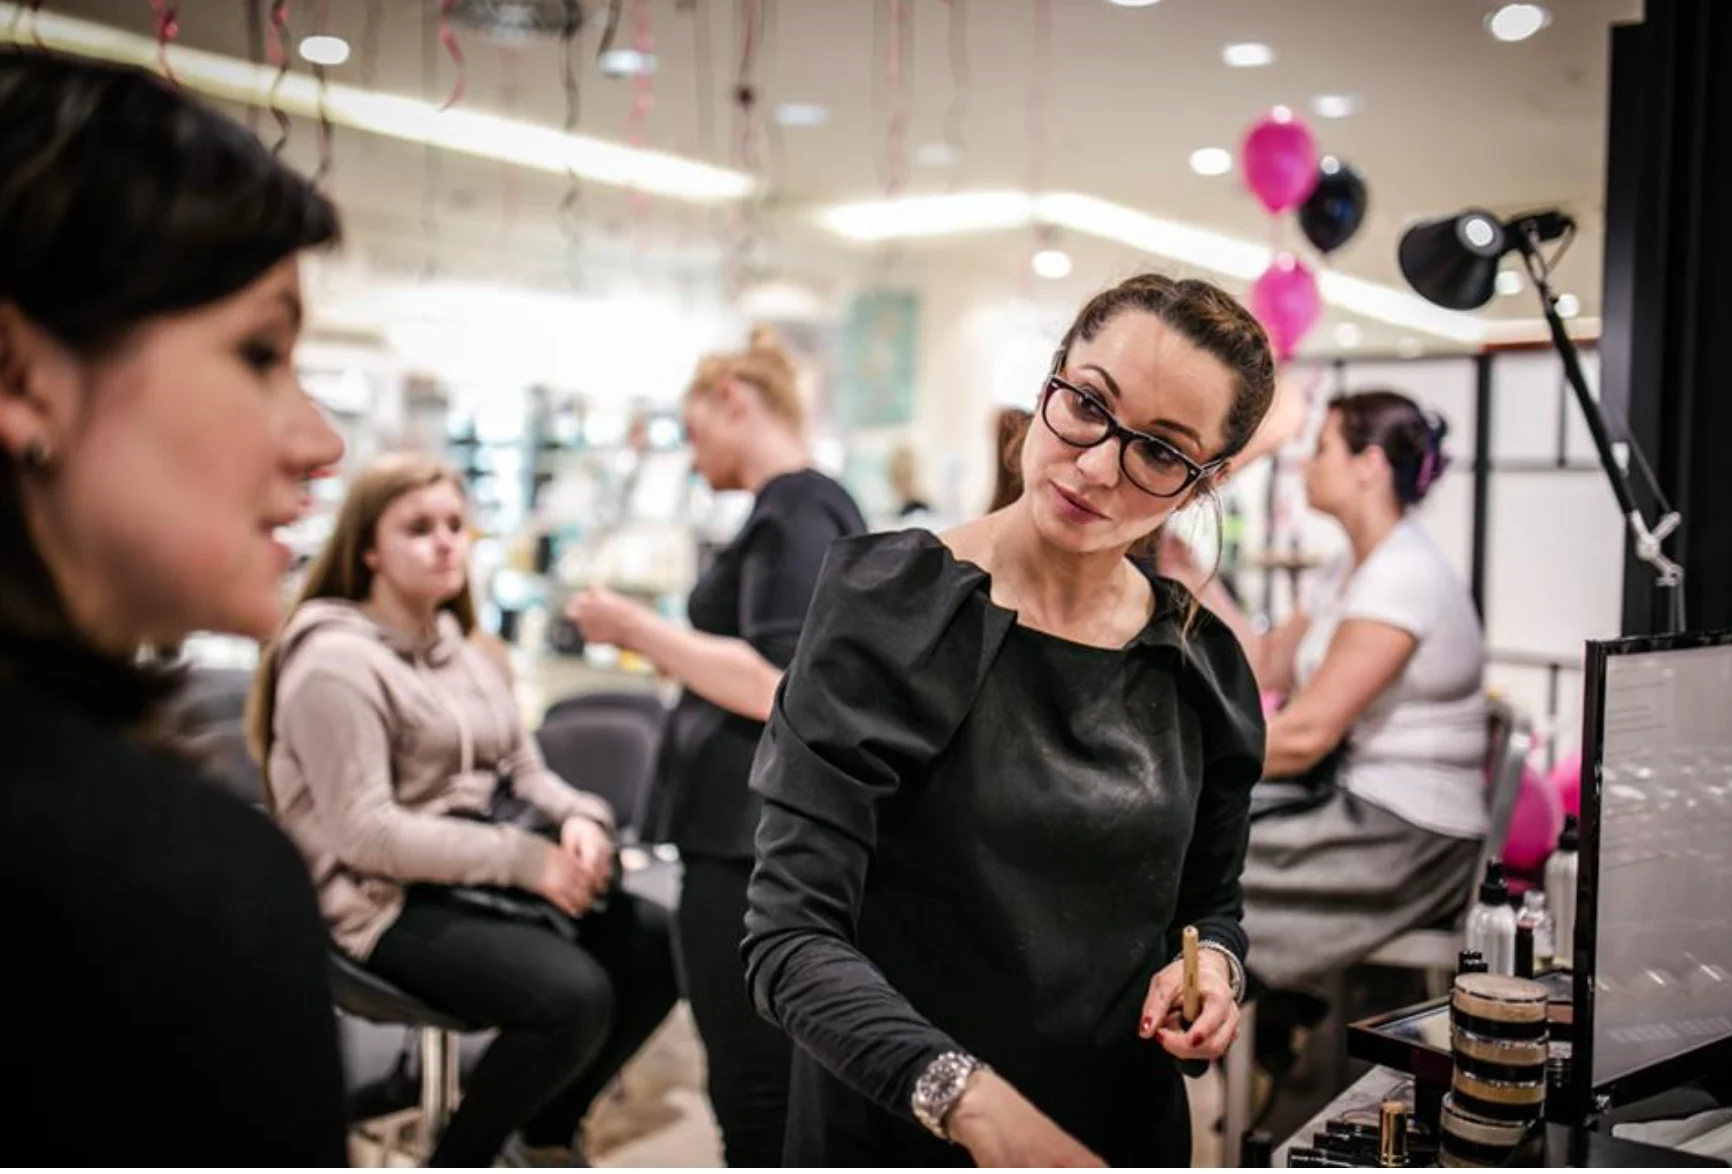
[[0, 51, 347, 1162]]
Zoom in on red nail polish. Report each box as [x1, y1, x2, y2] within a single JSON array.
[[1140, 1016, 1154, 1036]]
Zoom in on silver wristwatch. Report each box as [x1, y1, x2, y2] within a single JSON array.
[[911, 1050, 987, 1140]]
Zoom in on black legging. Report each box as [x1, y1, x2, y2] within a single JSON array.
[[368, 888, 678, 1166], [676, 855, 793, 1166]]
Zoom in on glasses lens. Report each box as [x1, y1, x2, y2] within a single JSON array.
[[1124, 438, 1195, 497], [1045, 382, 1111, 446], [1046, 381, 1197, 496]]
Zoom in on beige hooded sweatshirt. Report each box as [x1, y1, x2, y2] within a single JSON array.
[[267, 599, 614, 959]]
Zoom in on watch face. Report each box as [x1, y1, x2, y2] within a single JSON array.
[[914, 1052, 979, 1138]]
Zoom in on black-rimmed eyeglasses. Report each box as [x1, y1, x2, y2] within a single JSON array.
[[1038, 350, 1228, 498]]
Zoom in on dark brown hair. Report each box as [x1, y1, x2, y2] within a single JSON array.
[[1058, 273, 1277, 464], [989, 408, 1032, 512], [1330, 389, 1450, 507], [0, 51, 339, 725], [1017, 274, 1278, 619]]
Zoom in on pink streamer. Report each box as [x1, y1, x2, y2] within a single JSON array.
[[438, 0, 466, 111], [265, 0, 291, 154], [626, 0, 655, 240], [149, 0, 180, 83], [883, 0, 911, 196]]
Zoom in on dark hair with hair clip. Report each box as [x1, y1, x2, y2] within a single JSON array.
[[1033, 273, 1279, 628], [0, 50, 340, 725], [1060, 273, 1277, 463], [1329, 389, 1451, 507]]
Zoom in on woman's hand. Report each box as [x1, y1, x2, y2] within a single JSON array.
[[533, 845, 597, 916], [1139, 949, 1241, 1061], [946, 1069, 1107, 1168], [565, 585, 654, 652], [561, 815, 615, 898]]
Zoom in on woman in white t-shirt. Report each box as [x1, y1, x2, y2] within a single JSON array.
[[1166, 389, 1486, 993]]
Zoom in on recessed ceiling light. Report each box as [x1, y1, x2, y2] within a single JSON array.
[[1222, 42, 1275, 68], [1487, 3, 1550, 43], [1311, 93, 1361, 119], [1555, 292, 1581, 318], [1496, 269, 1524, 297], [773, 103, 830, 128], [915, 142, 960, 167], [1105, 0, 1162, 6], [1190, 147, 1232, 177], [598, 48, 657, 77], [1398, 337, 1425, 358], [1334, 322, 1362, 348], [298, 34, 351, 67], [1032, 248, 1073, 280]]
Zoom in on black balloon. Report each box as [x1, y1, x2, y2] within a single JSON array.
[[1298, 160, 1369, 256]]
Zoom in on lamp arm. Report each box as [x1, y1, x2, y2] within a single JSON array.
[[1525, 251, 1687, 632]]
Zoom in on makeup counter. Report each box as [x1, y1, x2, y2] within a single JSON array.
[[1255, 630, 1732, 1168]]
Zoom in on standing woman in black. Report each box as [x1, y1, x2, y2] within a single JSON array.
[[744, 274, 1275, 1166], [0, 53, 348, 1161], [568, 330, 867, 1165]]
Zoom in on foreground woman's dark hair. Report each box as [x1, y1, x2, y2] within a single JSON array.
[[0, 48, 339, 723]]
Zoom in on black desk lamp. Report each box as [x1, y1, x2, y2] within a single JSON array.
[[1398, 208, 1686, 633]]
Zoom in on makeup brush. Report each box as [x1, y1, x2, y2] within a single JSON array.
[[1175, 926, 1207, 1078]]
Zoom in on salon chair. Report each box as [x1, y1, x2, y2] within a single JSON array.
[[328, 951, 480, 1154], [538, 691, 681, 911], [538, 691, 665, 839], [170, 666, 485, 1155]]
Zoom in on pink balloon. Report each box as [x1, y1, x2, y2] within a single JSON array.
[[1241, 110, 1320, 214], [1249, 254, 1322, 361], [1550, 751, 1582, 818], [1502, 764, 1565, 873]]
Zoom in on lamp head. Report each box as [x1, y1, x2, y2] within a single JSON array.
[[1398, 207, 1577, 311], [1397, 209, 1508, 311]]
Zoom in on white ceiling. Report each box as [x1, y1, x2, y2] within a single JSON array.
[[28, 0, 1641, 352]]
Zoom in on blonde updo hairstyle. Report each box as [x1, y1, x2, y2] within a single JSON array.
[[687, 325, 805, 431]]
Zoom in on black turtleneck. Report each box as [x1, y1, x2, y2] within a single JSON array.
[[0, 684, 348, 1165]]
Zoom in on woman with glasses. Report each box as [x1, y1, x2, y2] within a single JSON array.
[[742, 273, 1275, 1166]]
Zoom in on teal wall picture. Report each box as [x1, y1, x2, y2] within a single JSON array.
[[839, 289, 920, 429]]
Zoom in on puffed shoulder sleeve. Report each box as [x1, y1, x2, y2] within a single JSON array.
[[742, 530, 1011, 1119]]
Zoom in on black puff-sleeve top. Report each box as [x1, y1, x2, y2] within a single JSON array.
[[742, 529, 1265, 1156]]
